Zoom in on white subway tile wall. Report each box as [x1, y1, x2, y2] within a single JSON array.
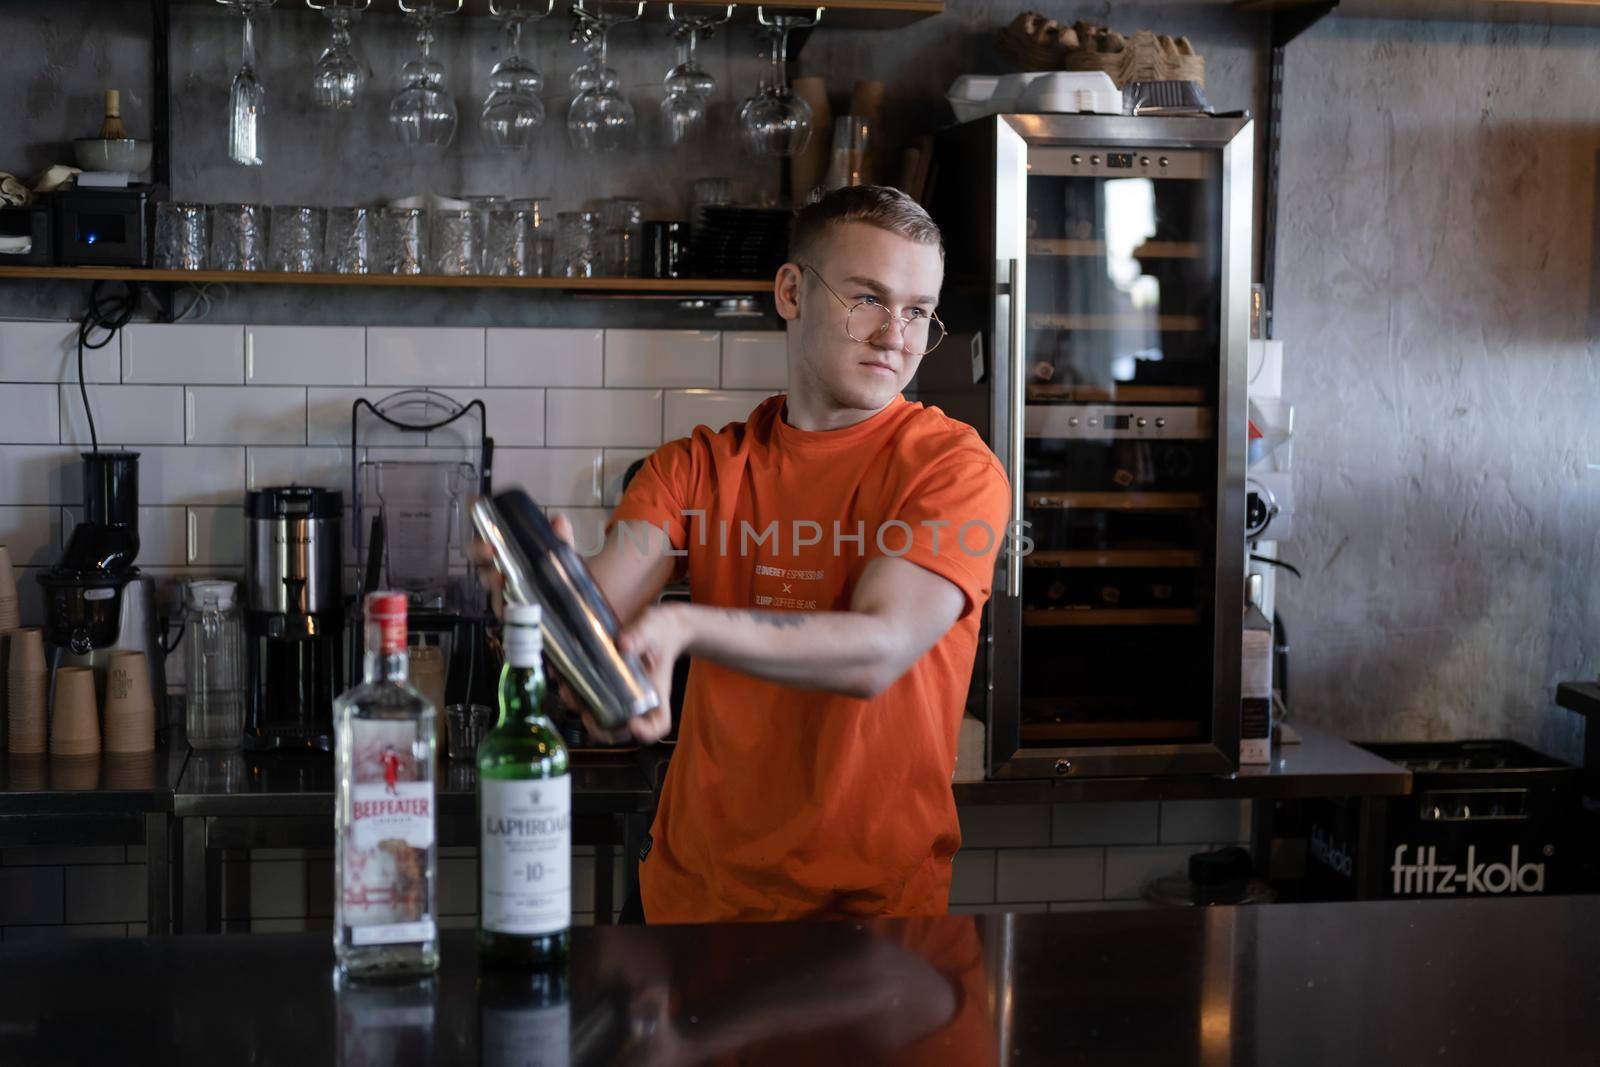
[[0, 383, 61, 443], [663, 389, 774, 442], [122, 324, 244, 385], [604, 330, 720, 388], [719, 332, 789, 391], [486, 328, 604, 387], [0, 505, 60, 567], [494, 448, 604, 508], [545, 388, 664, 448], [245, 326, 366, 386], [0, 321, 118, 382], [367, 327, 485, 387], [61, 384, 186, 445], [186, 386, 308, 446]]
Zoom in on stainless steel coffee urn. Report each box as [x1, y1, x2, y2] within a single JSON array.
[[244, 486, 343, 752]]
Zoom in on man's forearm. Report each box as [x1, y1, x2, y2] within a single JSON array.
[[680, 604, 904, 699]]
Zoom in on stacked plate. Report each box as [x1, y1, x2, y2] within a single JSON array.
[[691, 207, 791, 279]]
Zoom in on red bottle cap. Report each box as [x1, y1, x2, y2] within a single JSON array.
[[365, 591, 408, 654]]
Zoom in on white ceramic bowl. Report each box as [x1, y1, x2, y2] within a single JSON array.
[[73, 138, 153, 173]]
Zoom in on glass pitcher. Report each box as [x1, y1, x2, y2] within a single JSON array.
[[184, 579, 245, 750]]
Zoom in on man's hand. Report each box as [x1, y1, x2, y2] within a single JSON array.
[[615, 603, 688, 745], [469, 507, 675, 747]]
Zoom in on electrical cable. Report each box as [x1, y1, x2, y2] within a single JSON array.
[[1249, 552, 1301, 579], [75, 280, 140, 454]]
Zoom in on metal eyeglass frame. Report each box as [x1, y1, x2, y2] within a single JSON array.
[[797, 263, 947, 356]]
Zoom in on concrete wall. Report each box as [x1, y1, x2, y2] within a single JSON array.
[[1275, 16, 1600, 761]]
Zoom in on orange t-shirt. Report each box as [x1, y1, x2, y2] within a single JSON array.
[[609, 393, 1011, 924]]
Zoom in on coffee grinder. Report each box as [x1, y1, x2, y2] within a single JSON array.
[[37, 451, 167, 717], [244, 486, 343, 752]]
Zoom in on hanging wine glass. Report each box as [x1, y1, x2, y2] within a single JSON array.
[[566, 0, 643, 153], [660, 3, 731, 148], [218, 0, 276, 166], [481, 0, 554, 150], [390, 0, 462, 148], [308, 0, 371, 111], [737, 7, 821, 158]]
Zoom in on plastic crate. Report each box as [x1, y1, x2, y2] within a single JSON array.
[[1305, 740, 1582, 900]]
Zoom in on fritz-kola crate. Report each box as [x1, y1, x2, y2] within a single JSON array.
[[1306, 740, 1581, 900]]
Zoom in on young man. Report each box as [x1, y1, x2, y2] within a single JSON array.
[[496, 186, 1011, 924]]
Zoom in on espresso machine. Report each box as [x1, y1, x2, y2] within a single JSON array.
[[37, 451, 166, 716], [244, 487, 343, 753]]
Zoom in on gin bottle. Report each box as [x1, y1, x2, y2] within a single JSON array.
[[334, 591, 439, 979], [478, 603, 571, 966]]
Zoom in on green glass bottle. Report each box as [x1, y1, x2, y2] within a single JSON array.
[[478, 603, 571, 967]]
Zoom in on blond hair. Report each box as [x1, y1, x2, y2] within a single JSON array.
[[788, 185, 944, 265]]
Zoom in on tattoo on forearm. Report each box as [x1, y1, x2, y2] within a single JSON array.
[[721, 609, 806, 630]]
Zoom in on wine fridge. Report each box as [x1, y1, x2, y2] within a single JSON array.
[[927, 114, 1251, 778]]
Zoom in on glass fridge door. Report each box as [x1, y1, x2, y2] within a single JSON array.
[[1018, 146, 1223, 748]]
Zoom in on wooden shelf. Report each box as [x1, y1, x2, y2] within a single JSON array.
[[1028, 239, 1105, 257], [0, 266, 773, 294], [1025, 549, 1203, 568], [1027, 384, 1208, 404], [1023, 607, 1202, 627], [1027, 239, 1203, 260], [1237, 0, 1600, 28], [157, 0, 944, 29], [1026, 491, 1207, 510], [1020, 720, 1204, 742], [1028, 313, 1205, 332]]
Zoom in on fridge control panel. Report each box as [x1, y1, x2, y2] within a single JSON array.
[[1025, 404, 1213, 440], [1029, 147, 1209, 181]]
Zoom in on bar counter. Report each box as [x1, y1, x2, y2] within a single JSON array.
[[1, 896, 1594, 1066]]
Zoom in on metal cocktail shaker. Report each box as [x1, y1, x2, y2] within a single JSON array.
[[470, 490, 659, 730]]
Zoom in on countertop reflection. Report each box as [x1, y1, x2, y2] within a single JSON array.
[[1, 898, 1596, 1066]]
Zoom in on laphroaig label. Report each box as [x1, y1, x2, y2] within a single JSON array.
[[482, 776, 571, 935], [1390, 843, 1549, 896]]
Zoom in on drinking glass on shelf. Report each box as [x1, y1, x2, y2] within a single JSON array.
[[380, 206, 428, 275], [324, 207, 374, 273], [483, 206, 531, 276], [268, 205, 326, 272], [480, 0, 552, 151], [429, 208, 478, 275], [555, 210, 600, 277], [517, 198, 555, 275], [390, 0, 462, 148], [600, 197, 642, 277], [660, 3, 731, 148], [566, 0, 643, 153], [154, 203, 209, 270], [737, 7, 821, 158], [208, 203, 266, 271], [822, 115, 871, 190], [308, 0, 370, 110], [464, 195, 506, 271], [688, 175, 732, 232], [218, 0, 276, 166]]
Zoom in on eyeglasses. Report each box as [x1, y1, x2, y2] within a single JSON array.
[[799, 263, 946, 357]]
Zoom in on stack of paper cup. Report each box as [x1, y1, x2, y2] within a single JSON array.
[[50, 666, 101, 757], [6, 627, 47, 755], [0, 545, 19, 630], [104, 650, 156, 754]]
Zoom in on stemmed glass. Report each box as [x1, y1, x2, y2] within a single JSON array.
[[737, 6, 821, 158], [308, 0, 371, 111], [480, 0, 553, 151], [660, 3, 731, 148], [566, 0, 643, 153], [218, 0, 276, 167], [390, 0, 462, 148]]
